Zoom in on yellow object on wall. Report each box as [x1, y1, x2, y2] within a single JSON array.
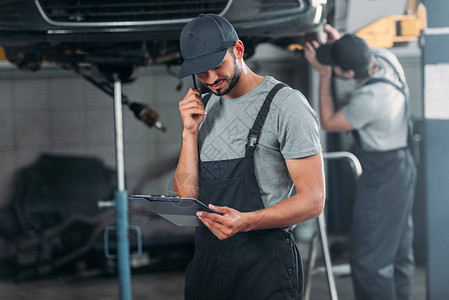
[[0, 47, 7, 61], [356, 3, 427, 48]]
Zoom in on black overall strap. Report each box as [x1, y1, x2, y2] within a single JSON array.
[[364, 77, 405, 94], [353, 55, 414, 151], [246, 83, 288, 157], [375, 55, 414, 150], [365, 54, 407, 95]]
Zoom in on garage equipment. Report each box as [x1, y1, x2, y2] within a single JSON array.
[[111, 73, 132, 300], [304, 151, 362, 300], [285, 0, 426, 51], [96, 73, 136, 300], [70, 66, 166, 132], [0, 154, 118, 281], [355, 2, 426, 48]]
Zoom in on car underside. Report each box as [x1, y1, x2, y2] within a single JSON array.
[[0, 0, 329, 80]]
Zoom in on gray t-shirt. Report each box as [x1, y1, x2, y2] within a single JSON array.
[[342, 48, 409, 151], [198, 76, 322, 209]]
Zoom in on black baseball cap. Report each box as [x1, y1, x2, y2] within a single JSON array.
[[178, 14, 239, 78], [316, 34, 372, 74]]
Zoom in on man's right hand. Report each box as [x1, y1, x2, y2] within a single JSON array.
[[179, 88, 207, 134], [304, 40, 331, 77]]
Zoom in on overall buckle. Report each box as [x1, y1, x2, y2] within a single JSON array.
[[246, 129, 260, 147]]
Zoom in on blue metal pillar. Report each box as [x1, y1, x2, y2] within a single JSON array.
[[422, 1, 449, 299], [115, 190, 131, 300], [113, 74, 132, 300]]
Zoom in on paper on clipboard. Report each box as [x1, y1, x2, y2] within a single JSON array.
[[130, 195, 218, 227]]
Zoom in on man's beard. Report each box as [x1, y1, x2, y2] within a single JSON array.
[[208, 57, 241, 96]]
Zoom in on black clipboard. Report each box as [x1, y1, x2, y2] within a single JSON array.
[[130, 194, 218, 227]]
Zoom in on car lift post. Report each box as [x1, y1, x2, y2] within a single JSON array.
[[112, 73, 132, 300]]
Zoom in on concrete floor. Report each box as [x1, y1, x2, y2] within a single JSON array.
[[0, 245, 427, 300], [0, 267, 427, 300]]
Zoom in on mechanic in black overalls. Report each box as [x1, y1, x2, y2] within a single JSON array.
[[174, 14, 325, 300], [305, 26, 417, 300]]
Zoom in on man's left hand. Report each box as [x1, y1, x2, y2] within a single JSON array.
[[197, 205, 251, 240]]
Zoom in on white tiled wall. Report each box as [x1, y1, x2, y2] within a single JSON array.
[[13, 78, 49, 109], [0, 67, 192, 207], [0, 113, 13, 150], [0, 47, 309, 208], [0, 80, 12, 111]]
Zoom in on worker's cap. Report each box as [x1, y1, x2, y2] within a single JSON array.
[[178, 14, 239, 78], [316, 34, 372, 74]]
